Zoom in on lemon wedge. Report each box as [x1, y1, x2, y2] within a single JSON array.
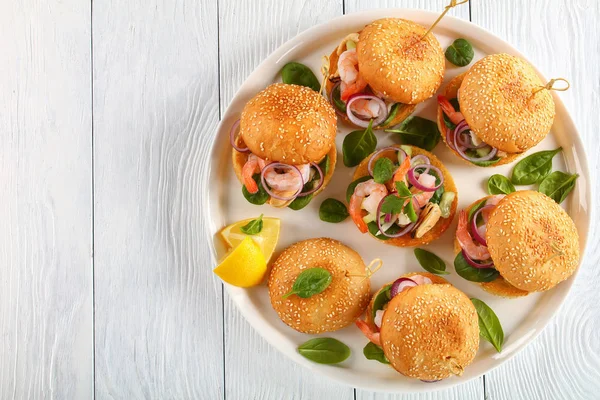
[[220, 217, 280, 262], [214, 236, 267, 287]]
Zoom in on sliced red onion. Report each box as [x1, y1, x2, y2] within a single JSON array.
[[390, 278, 418, 297], [446, 127, 456, 150], [367, 147, 408, 177], [260, 163, 303, 201], [470, 205, 495, 246], [297, 162, 324, 197], [449, 120, 499, 162], [346, 95, 388, 128], [384, 213, 392, 223], [454, 120, 487, 149], [230, 119, 249, 153], [410, 155, 430, 166], [376, 194, 416, 238], [407, 165, 444, 192], [461, 249, 495, 269], [328, 81, 346, 118]]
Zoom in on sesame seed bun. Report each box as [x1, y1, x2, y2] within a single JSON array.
[[436, 73, 519, 167], [325, 44, 416, 130], [453, 195, 529, 298], [459, 54, 555, 154], [268, 238, 370, 334], [486, 190, 580, 292], [352, 145, 458, 246], [357, 19, 445, 105], [379, 284, 479, 380], [239, 83, 337, 164]]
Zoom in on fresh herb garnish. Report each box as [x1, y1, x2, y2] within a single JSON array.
[[467, 198, 488, 223], [280, 62, 320, 92], [371, 284, 392, 318], [487, 174, 515, 195], [297, 337, 351, 364], [242, 173, 269, 205], [445, 38, 474, 67], [511, 147, 562, 185], [282, 267, 332, 299], [343, 120, 377, 167], [386, 116, 440, 151], [538, 171, 579, 204], [393, 181, 418, 222], [454, 252, 499, 282], [363, 342, 390, 364], [319, 199, 349, 223], [442, 98, 460, 130], [240, 214, 264, 234], [414, 248, 449, 275], [427, 168, 445, 205], [346, 176, 372, 203], [367, 221, 402, 240], [373, 157, 395, 184], [471, 298, 504, 352]]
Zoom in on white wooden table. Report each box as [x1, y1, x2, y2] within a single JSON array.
[[1, 0, 598, 398]]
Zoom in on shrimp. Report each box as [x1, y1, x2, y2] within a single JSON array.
[[264, 163, 310, 193], [338, 49, 368, 100], [393, 156, 412, 185], [349, 179, 388, 233], [349, 98, 382, 119], [437, 95, 465, 125], [411, 173, 437, 207], [410, 275, 433, 285], [481, 194, 505, 220], [242, 154, 263, 194], [456, 210, 491, 260], [355, 319, 381, 347]]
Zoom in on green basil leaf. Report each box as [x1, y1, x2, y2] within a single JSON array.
[[318, 154, 330, 176], [240, 214, 264, 235], [367, 221, 401, 241], [319, 198, 349, 223], [511, 148, 562, 185], [282, 267, 332, 299], [442, 98, 460, 130], [380, 103, 400, 128], [242, 173, 269, 205], [373, 158, 394, 184], [468, 198, 488, 223], [343, 120, 377, 167], [386, 116, 440, 151], [346, 176, 372, 203], [454, 252, 499, 282], [487, 174, 515, 195], [380, 195, 403, 215], [331, 83, 346, 113], [280, 62, 320, 92], [445, 38, 474, 67], [471, 298, 504, 353], [414, 248, 449, 275], [371, 284, 392, 318], [363, 342, 390, 364], [297, 338, 351, 364], [538, 171, 579, 204]]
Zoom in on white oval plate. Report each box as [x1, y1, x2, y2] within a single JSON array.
[[205, 9, 591, 393]]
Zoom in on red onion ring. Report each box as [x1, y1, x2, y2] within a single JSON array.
[[446, 127, 457, 151], [328, 81, 347, 118], [448, 120, 499, 162], [367, 147, 408, 177], [230, 119, 249, 153], [297, 162, 324, 197], [260, 163, 303, 201], [390, 277, 418, 297], [384, 213, 392, 223], [346, 95, 388, 128], [407, 165, 444, 192], [470, 205, 495, 246], [376, 194, 417, 238], [410, 155, 430, 166], [461, 249, 495, 269], [454, 120, 487, 149]]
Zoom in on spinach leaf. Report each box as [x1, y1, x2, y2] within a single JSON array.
[[288, 161, 327, 210], [454, 252, 499, 282], [539, 171, 578, 204], [371, 284, 392, 318], [282, 267, 332, 299], [470, 298, 504, 352], [288, 193, 313, 210], [280, 62, 320, 92], [428, 169, 445, 205], [367, 221, 402, 240], [318, 154, 330, 176], [468, 198, 488, 223], [442, 98, 460, 130], [346, 176, 372, 202], [414, 248, 449, 275], [487, 174, 515, 195], [242, 173, 269, 205], [445, 38, 474, 67], [297, 338, 351, 364], [472, 157, 501, 167], [385, 116, 440, 151], [319, 199, 349, 223], [380, 103, 400, 128], [331, 83, 347, 112], [240, 214, 264, 235], [363, 342, 390, 364], [343, 120, 377, 167], [511, 148, 562, 185], [373, 157, 394, 184]]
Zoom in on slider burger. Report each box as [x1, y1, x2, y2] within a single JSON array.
[[437, 53, 556, 166], [268, 238, 371, 334], [231, 83, 337, 208], [348, 145, 457, 245], [356, 273, 479, 380], [454, 191, 580, 297], [326, 18, 445, 129]]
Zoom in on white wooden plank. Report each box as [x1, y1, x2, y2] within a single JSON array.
[[470, 1, 600, 399], [0, 0, 93, 398], [92, 0, 223, 398], [219, 1, 357, 399]]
